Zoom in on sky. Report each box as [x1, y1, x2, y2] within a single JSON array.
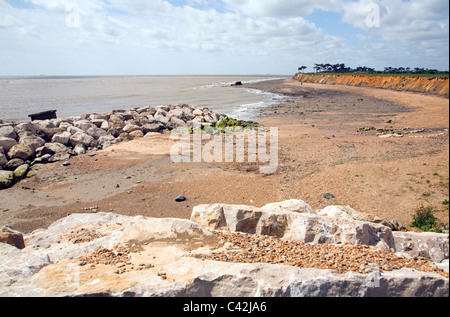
[[0, 0, 448, 76]]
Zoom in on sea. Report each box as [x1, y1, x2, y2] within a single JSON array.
[[0, 75, 289, 122]]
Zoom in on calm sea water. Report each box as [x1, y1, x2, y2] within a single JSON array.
[[0, 76, 288, 122]]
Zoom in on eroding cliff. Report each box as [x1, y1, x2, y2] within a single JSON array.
[[294, 74, 449, 98]]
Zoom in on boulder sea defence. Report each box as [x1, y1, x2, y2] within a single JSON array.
[[0, 104, 226, 189], [0, 200, 448, 297]]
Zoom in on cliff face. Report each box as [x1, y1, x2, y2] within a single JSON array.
[[294, 74, 449, 98]]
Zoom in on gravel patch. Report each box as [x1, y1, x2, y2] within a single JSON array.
[[194, 231, 449, 278]]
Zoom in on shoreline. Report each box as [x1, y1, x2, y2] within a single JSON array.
[[0, 75, 288, 122], [0, 79, 449, 234]]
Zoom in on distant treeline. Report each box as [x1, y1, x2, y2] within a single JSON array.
[[297, 64, 449, 76]]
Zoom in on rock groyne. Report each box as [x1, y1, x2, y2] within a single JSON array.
[[0, 105, 225, 189]]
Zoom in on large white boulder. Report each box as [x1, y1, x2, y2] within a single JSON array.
[[51, 131, 71, 145], [0, 126, 18, 140], [19, 136, 46, 152], [69, 132, 94, 147], [0, 212, 447, 297], [0, 137, 18, 153], [191, 201, 395, 250], [393, 231, 449, 263]]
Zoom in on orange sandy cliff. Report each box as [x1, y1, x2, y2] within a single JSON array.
[[294, 74, 449, 98]]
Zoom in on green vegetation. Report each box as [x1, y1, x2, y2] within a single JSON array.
[[303, 72, 449, 78], [215, 116, 260, 131], [322, 193, 336, 200], [297, 63, 449, 78], [410, 205, 443, 233], [192, 116, 261, 134]]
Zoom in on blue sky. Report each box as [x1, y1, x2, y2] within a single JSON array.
[[0, 0, 448, 75]]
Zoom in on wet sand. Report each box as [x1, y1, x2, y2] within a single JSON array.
[[1, 78, 448, 233]]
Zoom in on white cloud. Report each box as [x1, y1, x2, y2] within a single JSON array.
[[338, 0, 449, 69], [342, 0, 449, 50], [222, 0, 342, 17], [0, 0, 448, 75]]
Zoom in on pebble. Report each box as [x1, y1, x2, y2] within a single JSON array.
[[175, 195, 187, 202], [62, 161, 71, 167]]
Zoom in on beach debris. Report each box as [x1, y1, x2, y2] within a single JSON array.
[[80, 206, 99, 213], [62, 161, 71, 166], [28, 110, 57, 121], [356, 125, 427, 137]]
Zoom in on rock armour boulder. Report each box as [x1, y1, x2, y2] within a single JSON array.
[[191, 201, 396, 251], [1, 202, 447, 297], [0, 105, 224, 189]]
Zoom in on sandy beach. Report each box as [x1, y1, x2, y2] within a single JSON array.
[[1, 78, 448, 234]]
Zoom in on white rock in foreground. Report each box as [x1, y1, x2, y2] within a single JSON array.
[[0, 210, 447, 297], [191, 201, 396, 250], [393, 231, 449, 263]]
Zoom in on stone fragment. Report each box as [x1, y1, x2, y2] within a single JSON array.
[[13, 164, 29, 180], [393, 231, 449, 263], [87, 127, 108, 140], [70, 132, 94, 147], [193, 109, 203, 117], [0, 137, 18, 152], [0, 126, 18, 140], [19, 136, 46, 152], [4, 159, 24, 171], [67, 126, 84, 135], [74, 120, 97, 132], [175, 195, 187, 202], [0, 150, 7, 167], [36, 143, 68, 158], [100, 121, 110, 131], [0, 170, 14, 189], [262, 199, 316, 215], [13, 122, 39, 138], [73, 144, 86, 155], [142, 124, 162, 134], [122, 125, 142, 134], [129, 130, 144, 139], [191, 202, 395, 250], [0, 226, 25, 249], [51, 131, 71, 145], [7, 144, 34, 161]]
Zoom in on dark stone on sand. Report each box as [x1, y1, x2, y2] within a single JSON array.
[[175, 195, 187, 202]]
